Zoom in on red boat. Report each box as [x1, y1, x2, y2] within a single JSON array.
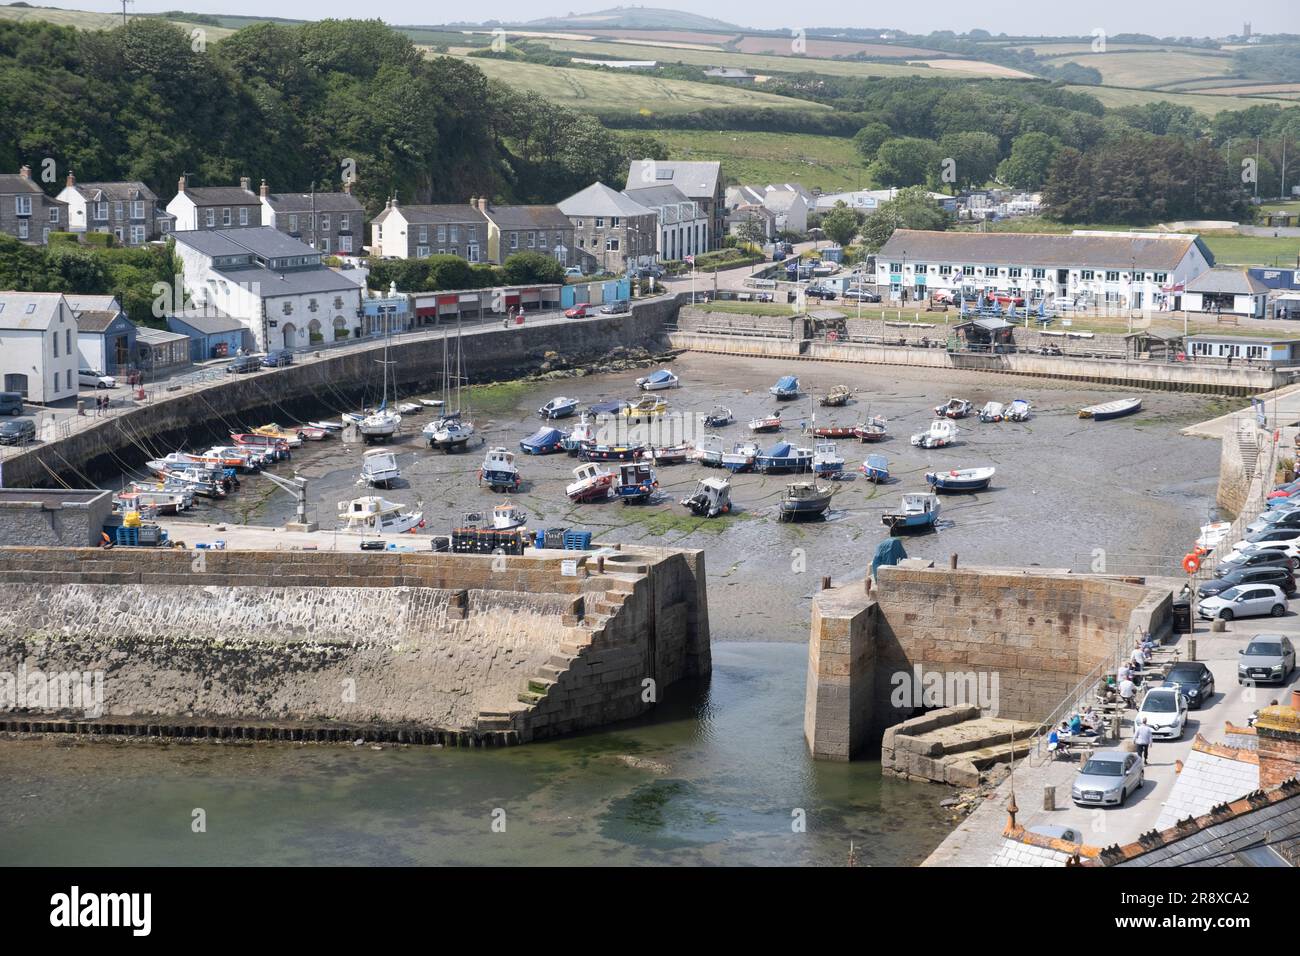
[[811, 425, 857, 439], [853, 416, 889, 442]]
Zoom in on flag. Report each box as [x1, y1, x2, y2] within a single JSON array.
[[684, 255, 695, 265]]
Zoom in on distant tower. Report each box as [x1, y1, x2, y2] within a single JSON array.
[[1243, 21, 1251, 37]]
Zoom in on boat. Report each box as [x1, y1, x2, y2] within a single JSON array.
[[811, 423, 857, 439], [680, 476, 731, 517], [419, 398, 445, 408], [307, 420, 345, 432], [882, 493, 942, 534], [812, 441, 845, 477], [977, 401, 1005, 423], [934, 397, 973, 419], [562, 414, 599, 454], [693, 434, 726, 467], [861, 454, 890, 483], [146, 461, 229, 497], [251, 424, 303, 447], [650, 444, 691, 466], [359, 448, 401, 488], [337, 496, 424, 534], [621, 396, 667, 422], [615, 462, 658, 504], [721, 441, 760, 473], [1196, 521, 1233, 552], [490, 500, 527, 530], [424, 411, 474, 452], [229, 432, 290, 460], [587, 400, 624, 417], [778, 481, 835, 521], [296, 425, 329, 441], [770, 375, 800, 400], [396, 402, 422, 415], [818, 385, 851, 407], [204, 446, 265, 472], [479, 447, 521, 492], [358, 406, 401, 443], [566, 463, 616, 502], [1005, 399, 1031, 422], [756, 441, 813, 474], [748, 413, 783, 433], [853, 416, 888, 442], [114, 488, 189, 515], [636, 369, 680, 391], [910, 420, 958, 449], [519, 426, 566, 455], [129, 481, 196, 511], [581, 443, 645, 462], [538, 396, 579, 420], [925, 466, 995, 493], [703, 406, 733, 429], [1079, 397, 1142, 421]]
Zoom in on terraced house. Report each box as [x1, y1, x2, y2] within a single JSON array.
[[476, 198, 574, 266], [369, 198, 488, 261], [166, 176, 263, 231], [259, 180, 366, 256], [56, 174, 173, 245], [0, 165, 66, 245]]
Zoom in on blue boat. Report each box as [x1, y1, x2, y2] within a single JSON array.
[[925, 466, 995, 493], [519, 427, 567, 455], [615, 462, 658, 504], [882, 493, 941, 534], [861, 454, 890, 483], [756, 441, 813, 474], [721, 441, 759, 473], [587, 400, 624, 416], [538, 396, 579, 419], [582, 443, 645, 462], [479, 447, 521, 491], [769, 375, 800, 400]]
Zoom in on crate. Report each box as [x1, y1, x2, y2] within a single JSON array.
[[543, 528, 568, 549], [562, 530, 592, 551]]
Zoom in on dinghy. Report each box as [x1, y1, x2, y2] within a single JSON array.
[[818, 385, 851, 407], [1005, 399, 1031, 422], [925, 466, 995, 493], [703, 406, 734, 429], [977, 401, 1005, 423], [882, 493, 941, 534], [779, 481, 835, 521], [861, 454, 890, 483], [770, 375, 800, 400], [636, 369, 680, 391], [538, 396, 579, 420], [1079, 397, 1141, 421], [934, 397, 972, 419]]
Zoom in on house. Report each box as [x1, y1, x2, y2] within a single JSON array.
[[0, 292, 80, 403], [259, 180, 366, 256], [626, 160, 723, 250], [167, 309, 249, 362], [476, 198, 575, 266], [369, 198, 489, 261], [56, 174, 172, 245], [874, 229, 1214, 307], [725, 204, 778, 241], [1183, 267, 1270, 318], [134, 327, 191, 372], [726, 184, 812, 235], [815, 188, 957, 216], [1184, 334, 1300, 364], [68, 294, 136, 375], [704, 67, 756, 83], [622, 184, 707, 262], [557, 182, 657, 274], [171, 227, 364, 352], [166, 176, 263, 231], [0, 166, 67, 245]]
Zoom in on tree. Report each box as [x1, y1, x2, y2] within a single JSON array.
[[820, 204, 863, 248], [869, 137, 941, 188], [852, 122, 892, 164], [937, 131, 1000, 191], [996, 132, 1061, 189], [502, 251, 564, 285], [860, 187, 949, 250]]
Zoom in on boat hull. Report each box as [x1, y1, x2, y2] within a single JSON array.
[[481, 469, 520, 491], [757, 457, 812, 474], [1080, 398, 1141, 421], [926, 476, 991, 493]]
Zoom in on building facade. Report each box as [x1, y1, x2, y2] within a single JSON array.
[[167, 176, 263, 231], [623, 184, 706, 262], [369, 199, 489, 261], [478, 198, 574, 266], [0, 166, 67, 245], [68, 294, 136, 375], [558, 182, 657, 274], [0, 292, 80, 404], [626, 161, 723, 251], [259, 181, 366, 256], [56, 175, 172, 245], [1183, 267, 1270, 318]]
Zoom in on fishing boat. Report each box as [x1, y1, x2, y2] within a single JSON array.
[[926, 466, 995, 493], [721, 441, 760, 473], [114, 488, 189, 515], [1005, 399, 1031, 422], [621, 396, 668, 422], [581, 443, 645, 462], [205, 446, 265, 472], [424, 411, 474, 452], [519, 426, 566, 455], [818, 385, 851, 407], [680, 476, 731, 517], [229, 433, 290, 460], [748, 413, 783, 433], [882, 493, 941, 534], [129, 481, 196, 511], [566, 463, 616, 502], [538, 396, 579, 420], [853, 416, 889, 442], [910, 420, 958, 449], [251, 424, 303, 447], [562, 414, 598, 454], [490, 500, 528, 530], [1079, 397, 1142, 421], [812, 441, 845, 477], [977, 401, 1005, 423], [811, 423, 857, 439], [359, 448, 401, 488], [337, 496, 424, 534], [479, 447, 521, 492], [615, 462, 658, 504], [693, 434, 726, 467], [756, 442, 813, 474], [934, 397, 973, 419], [770, 375, 800, 400], [861, 454, 890, 483], [650, 444, 691, 466], [703, 406, 734, 429], [636, 369, 680, 391], [587, 399, 624, 417], [778, 481, 835, 521], [146, 461, 229, 497]]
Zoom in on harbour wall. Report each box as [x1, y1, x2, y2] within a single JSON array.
[[804, 564, 1170, 761], [0, 544, 710, 745]]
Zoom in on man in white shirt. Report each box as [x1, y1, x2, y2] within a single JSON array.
[[1119, 677, 1137, 709], [1133, 718, 1154, 761]]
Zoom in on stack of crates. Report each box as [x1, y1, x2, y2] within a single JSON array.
[[452, 528, 528, 555], [562, 530, 593, 551]]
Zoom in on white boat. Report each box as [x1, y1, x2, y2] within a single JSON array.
[[693, 434, 726, 467], [910, 420, 959, 449], [977, 401, 1005, 423], [812, 441, 845, 476], [1196, 521, 1233, 552], [680, 476, 731, 517], [538, 396, 580, 419], [419, 398, 445, 408], [566, 462, 616, 502], [934, 397, 973, 419], [359, 448, 401, 488], [721, 441, 760, 473], [337, 496, 424, 534], [563, 413, 598, 453], [397, 402, 422, 415], [358, 407, 401, 442], [1005, 399, 1031, 422], [636, 369, 680, 391], [480, 447, 521, 491], [1079, 397, 1141, 421], [490, 500, 528, 530], [424, 413, 475, 451], [307, 420, 344, 432], [115, 488, 190, 515]]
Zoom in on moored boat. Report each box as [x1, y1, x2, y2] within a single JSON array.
[[680, 476, 731, 517], [778, 481, 835, 521], [1005, 399, 1031, 422], [748, 413, 783, 433], [562, 414, 598, 454], [861, 454, 890, 483], [566, 463, 616, 502], [358, 407, 401, 443], [977, 401, 1005, 423], [649, 444, 691, 465], [925, 466, 995, 493], [853, 416, 888, 442], [114, 489, 188, 515], [251, 424, 303, 447], [812, 441, 844, 477], [480, 447, 521, 491], [882, 493, 941, 534], [770, 375, 800, 400], [538, 396, 579, 420], [519, 426, 566, 455], [811, 423, 857, 439], [621, 396, 667, 422], [337, 496, 424, 534], [934, 397, 973, 419], [615, 462, 658, 504], [818, 384, 851, 407], [1079, 397, 1141, 421], [703, 406, 733, 429], [910, 420, 958, 449], [423, 412, 475, 451], [490, 500, 528, 530], [359, 448, 401, 488], [756, 441, 813, 474], [581, 442, 645, 462], [693, 434, 726, 467], [721, 441, 759, 473], [636, 369, 680, 391]]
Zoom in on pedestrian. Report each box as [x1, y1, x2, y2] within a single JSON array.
[[1118, 676, 1137, 709], [1134, 718, 1154, 762]]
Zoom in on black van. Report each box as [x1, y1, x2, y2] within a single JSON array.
[[226, 355, 263, 374], [0, 391, 23, 416]]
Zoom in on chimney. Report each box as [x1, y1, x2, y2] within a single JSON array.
[[343, 180, 352, 195], [469, 195, 476, 207], [478, 197, 488, 213], [178, 175, 187, 193], [260, 179, 269, 199], [66, 171, 75, 188], [1255, 702, 1300, 789], [18, 164, 31, 180], [240, 176, 251, 192]]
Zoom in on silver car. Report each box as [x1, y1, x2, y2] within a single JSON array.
[[1071, 750, 1144, 807], [1237, 634, 1297, 685]]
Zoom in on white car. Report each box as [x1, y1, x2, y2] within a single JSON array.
[[79, 369, 116, 389], [1197, 583, 1288, 621], [1136, 687, 1188, 741], [1231, 526, 1300, 553], [1220, 541, 1300, 571]]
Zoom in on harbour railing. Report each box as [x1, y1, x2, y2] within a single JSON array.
[[1026, 629, 1138, 767]]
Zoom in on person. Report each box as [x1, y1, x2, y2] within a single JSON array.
[[1047, 727, 1069, 759], [1068, 713, 1083, 736], [1117, 661, 1132, 684], [1081, 708, 1103, 736], [1134, 718, 1154, 762], [1119, 676, 1137, 709]]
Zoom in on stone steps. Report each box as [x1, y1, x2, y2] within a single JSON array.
[[964, 737, 1036, 771]]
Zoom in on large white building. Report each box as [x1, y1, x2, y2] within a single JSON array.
[[875, 229, 1215, 310], [0, 292, 80, 404], [172, 228, 363, 353], [622, 184, 707, 262]]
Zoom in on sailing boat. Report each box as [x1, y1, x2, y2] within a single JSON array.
[[358, 304, 401, 442], [423, 315, 476, 452]]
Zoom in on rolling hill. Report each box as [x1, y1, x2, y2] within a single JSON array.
[[524, 6, 741, 31]]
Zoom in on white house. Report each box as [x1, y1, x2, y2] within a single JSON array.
[[166, 176, 263, 232], [1182, 267, 1270, 319], [0, 292, 80, 404], [56, 175, 172, 245], [874, 229, 1214, 309], [816, 188, 957, 216], [622, 184, 707, 261], [172, 228, 363, 353]]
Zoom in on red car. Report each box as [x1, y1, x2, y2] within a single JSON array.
[[565, 303, 593, 318]]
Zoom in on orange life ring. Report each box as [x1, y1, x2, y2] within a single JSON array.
[[1182, 554, 1200, 574]]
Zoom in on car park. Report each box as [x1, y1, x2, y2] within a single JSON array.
[[1136, 687, 1188, 740], [1162, 661, 1216, 709], [0, 417, 36, 445], [1231, 525, 1300, 552], [1071, 750, 1144, 807], [225, 354, 263, 374], [564, 303, 594, 319], [261, 349, 294, 368], [1237, 635, 1297, 685], [1217, 542, 1300, 571], [805, 284, 837, 300], [1197, 583, 1288, 621], [78, 368, 116, 389], [1198, 564, 1295, 599], [0, 391, 23, 416]]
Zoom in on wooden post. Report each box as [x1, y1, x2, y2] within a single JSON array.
[[1043, 785, 1056, 811], [949, 553, 958, 569], [1187, 638, 1196, 661], [821, 575, 831, 590]]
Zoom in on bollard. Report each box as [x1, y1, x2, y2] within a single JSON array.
[[949, 553, 958, 569], [1043, 785, 1056, 811], [821, 575, 831, 590], [1187, 638, 1197, 661], [596, 555, 605, 574], [1210, 618, 1226, 633]]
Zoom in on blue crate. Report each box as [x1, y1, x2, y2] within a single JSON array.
[[562, 530, 592, 551]]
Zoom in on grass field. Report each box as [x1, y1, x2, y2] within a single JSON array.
[[650, 130, 866, 193], [0, 6, 236, 38], [438, 53, 828, 114], [1061, 84, 1294, 113], [1040, 50, 1237, 89]]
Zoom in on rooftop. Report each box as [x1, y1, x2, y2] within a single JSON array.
[[0, 291, 67, 331], [625, 161, 720, 200], [173, 227, 320, 261], [1154, 736, 1260, 831], [180, 185, 260, 206], [263, 191, 365, 214], [63, 180, 158, 203], [559, 182, 654, 219], [372, 203, 489, 226], [483, 204, 571, 231], [1187, 267, 1272, 296], [877, 229, 1209, 271]]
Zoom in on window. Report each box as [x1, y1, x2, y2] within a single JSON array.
[[1008, 267, 1022, 278], [308, 299, 319, 312], [595, 218, 604, 229], [416, 246, 430, 257], [889, 263, 902, 272], [159, 221, 170, 234], [339, 236, 353, 253], [15, 195, 32, 216], [611, 217, 620, 227], [961, 266, 975, 276], [320, 238, 329, 253], [467, 243, 478, 262], [983, 265, 998, 275], [914, 264, 927, 275], [605, 237, 619, 251], [1105, 271, 1119, 282], [289, 214, 298, 232], [66, 328, 71, 354], [341, 215, 350, 231], [333, 297, 344, 309], [418, 226, 428, 243], [238, 208, 249, 226], [1155, 272, 1168, 283], [538, 232, 547, 248], [205, 209, 215, 228], [527, 231, 536, 248], [437, 225, 446, 243], [17, 219, 28, 239], [282, 302, 293, 316], [510, 233, 518, 250], [938, 265, 952, 276], [1080, 269, 1094, 280], [114, 201, 124, 220], [132, 201, 145, 219], [49, 207, 59, 223], [222, 208, 232, 226], [53, 330, 59, 357], [575, 219, 584, 228], [1031, 268, 1045, 279], [67, 368, 72, 391], [449, 225, 459, 243], [321, 215, 330, 231], [131, 226, 145, 244]]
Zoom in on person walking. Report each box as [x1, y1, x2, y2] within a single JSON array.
[[1134, 718, 1154, 762]]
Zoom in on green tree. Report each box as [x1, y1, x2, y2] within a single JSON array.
[[937, 131, 1000, 191], [819, 204, 863, 247], [869, 137, 941, 188], [996, 132, 1061, 189], [852, 122, 892, 164], [502, 251, 564, 285], [860, 187, 949, 250]]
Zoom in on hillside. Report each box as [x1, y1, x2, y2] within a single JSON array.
[[524, 6, 740, 31]]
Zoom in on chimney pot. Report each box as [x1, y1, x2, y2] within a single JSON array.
[[343, 180, 352, 195], [18, 165, 31, 179], [478, 197, 487, 212], [240, 176, 251, 192], [178, 175, 187, 193], [66, 171, 75, 188], [259, 179, 269, 199]]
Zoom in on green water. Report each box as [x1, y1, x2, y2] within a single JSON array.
[[0, 644, 954, 866]]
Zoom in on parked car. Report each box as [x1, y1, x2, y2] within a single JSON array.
[[564, 303, 594, 319], [805, 284, 837, 301], [843, 288, 881, 302], [599, 301, 629, 315], [1071, 750, 1144, 807], [1162, 661, 1216, 709], [633, 264, 664, 279], [261, 349, 294, 368], [1246, 508, 1300, 534], [1218, 542, 1300, 572], [1196, 583, 1288, 621], [226, 354, 263, 374], [78, 368, 116, 389], [1215, 550, 1296, 576], [1231, 525, 1300, 552], [1136, 687, 1188, 740], [0, 391, 23, 416], [1198, 564, 1296, 599], [1237, 634, 1297, 685], [0, 417, 36, 445]]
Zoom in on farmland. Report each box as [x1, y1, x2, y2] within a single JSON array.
[[648, 130, 867, 193], [1061, 84, 1295, 112], [0, 4, 235, 37]]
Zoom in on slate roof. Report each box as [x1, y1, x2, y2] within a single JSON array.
[[173, 227, 319, 261], [372, 204, 488, 226], [66, 181, 157, 202], [65, 295, 121, 314], [1187, 267, 1272, 295], [878, 229, 1205, 271], [209, 266, 359, 297], [626, 161, 720, 200], [1155, 737, 1260, 831], [182, 186, 260, 206], [169, 309, 245, 334], [74, 311, 124, 333], [263, 191, 365, 214], [558, 182, 653, 218], [0, 292, 66, 330], [136, 327, 189, 345], [0, 174, 45, 195], [623, 184, 692, 209], [483, 204, 571, 230]]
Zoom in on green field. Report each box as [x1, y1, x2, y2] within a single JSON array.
[[650, 130, 866, 192], [1061, 84, 1294, 113], [0, 5, 236, 38], [1200, 233, 1300, 267], [1042, 49, 1237, 89]]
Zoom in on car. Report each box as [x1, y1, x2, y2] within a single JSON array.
[[633, 264, 664, 279], [599, 301, 629, 315], [1218, 542, 1300, 572], [225, 355, 263, 374], [1136, 687, 1188, 740], [261, 349, 294, 368], [78, 368, 116, 389], [843, 288, 881, 302], [1231, 525, 1300, 552], [1237, 635, 1297, 685], [1197, 583, 1288, 621], [1246, 508, 1300, 534], [0, 391, 23, 416], [564, 303, 594, 319], [1163, 661, 1216, 709], [805, 285, 837, 300], [1198, 565, 1296, 599], [1215, 550, 1296, 576], [1071, 750, 1144, 807], [0, 417, 36, 445]]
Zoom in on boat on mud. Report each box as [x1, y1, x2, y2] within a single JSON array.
[[519, 426, 566, 455], [636, 369, 680, 391], [748, 413, 783, 433], [538, 396, 579, 420], [721, 441, 760, 473], [423, 411, 475, 452], [925, 466, 995, 493], [580, 442, 645, 462], [770, 375, 800, 400], [861, 454, 890, 483], [934, 397, 973, 419], [756, 441, 813, 474], [615, 462, 658, 504], [977, 401, 1005, 423], [910, 420, 958, 449], [693, 434, 726, 467], [811, 423, 857, 439], [882, 493, 941, 534], [812, 441, 845, 477], [1079, 397, 1141, 421], [681, 476, 732, 517], [479, 447, 521, 492], [649, 444, 691, 466], [621, 396, 668, 422], [818, 385, 851, 407], [1005, 399, 1031, 422], [778, 481, 835, 521], [359, 448, 401, 488], [853, 416, 888, 442], [566, 463, 616, 502], [703, 406, 734, 429]]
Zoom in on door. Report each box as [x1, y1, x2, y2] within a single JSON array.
[[281, 322, 297, 350], [1244, 588, 1270, 615]]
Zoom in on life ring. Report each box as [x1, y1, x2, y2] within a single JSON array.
[[1182, 554, 1200, 574]]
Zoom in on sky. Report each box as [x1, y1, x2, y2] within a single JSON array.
[[38, 0, 1300, 36]]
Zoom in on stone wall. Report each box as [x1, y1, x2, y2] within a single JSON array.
[[677, 306, 807, 339], [0, 489, 112, 547]]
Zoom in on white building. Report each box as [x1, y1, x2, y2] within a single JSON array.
[[172, 228, 363, 353], [726, 184, 811, 234], [815, 188, 957, 216], [622, 184, 707, 261], [874, 229, 1214, 309], [1182, 267, 1270, 318], [166, 177, 263, 232], [0, 292, 80, 404]]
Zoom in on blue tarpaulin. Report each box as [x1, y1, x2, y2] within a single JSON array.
[[871, 538, 907, 578]]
